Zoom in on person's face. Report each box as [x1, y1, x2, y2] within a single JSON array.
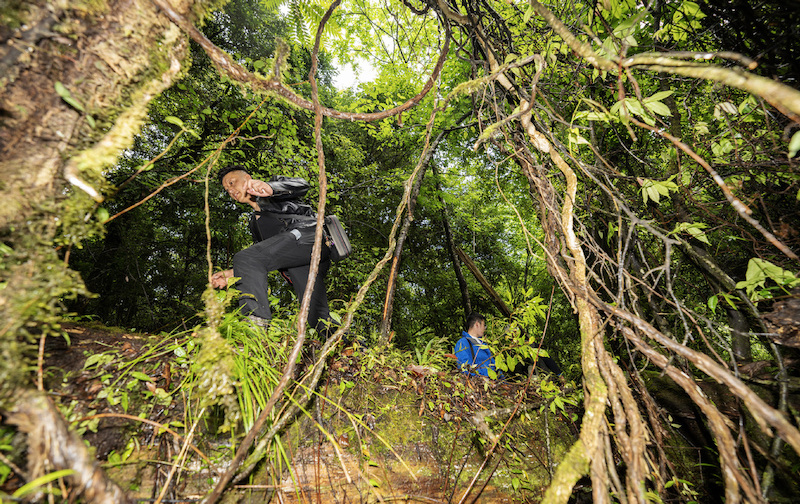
[[471, 319, 486, 338], [221, 170, 252, 204]]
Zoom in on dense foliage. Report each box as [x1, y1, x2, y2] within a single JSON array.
[[66, 0, 566, 352], [3, 0, 800, 502]]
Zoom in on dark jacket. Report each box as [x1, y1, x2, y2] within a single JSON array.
[[248, 176, 317, 242]]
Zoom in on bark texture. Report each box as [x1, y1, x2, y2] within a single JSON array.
[[0, 0, 194, 227], [0, 0, 211, 498]]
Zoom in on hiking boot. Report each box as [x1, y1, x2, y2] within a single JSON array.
[[246, 314, 270, 332]]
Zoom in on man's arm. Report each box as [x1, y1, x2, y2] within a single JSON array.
[[265, 176, 310, 200], [454, 338, 474, 369]]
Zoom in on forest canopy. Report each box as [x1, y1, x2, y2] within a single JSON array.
[[1, 0, 800, 502]]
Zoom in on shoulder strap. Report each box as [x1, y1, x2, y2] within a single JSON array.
[[467, 338, 476, 364]]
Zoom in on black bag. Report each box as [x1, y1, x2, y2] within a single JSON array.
[[324, 215, 351, 261], [265, 210, 352, 262]]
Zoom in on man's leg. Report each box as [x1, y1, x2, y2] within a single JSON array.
[[232, 229, 323, 320], [535, 355, 563, 376], [286, 259, 332, 335]]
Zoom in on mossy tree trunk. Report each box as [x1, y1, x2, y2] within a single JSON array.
[[0, 0, 215, 499]]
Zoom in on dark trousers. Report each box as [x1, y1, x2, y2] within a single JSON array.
[[233, 227, 331, 333], [512, 354, 563, 377], [534, 356, 562, 375]]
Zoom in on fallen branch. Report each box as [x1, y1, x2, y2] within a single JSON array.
[[5, 389, 130, 503]]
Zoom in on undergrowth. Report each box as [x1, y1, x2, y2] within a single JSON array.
[[11, 305, 583, 502]]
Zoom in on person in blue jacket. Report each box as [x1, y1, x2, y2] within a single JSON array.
[[454, 312, 502, 378]]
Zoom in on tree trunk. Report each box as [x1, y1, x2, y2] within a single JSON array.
[[433, 163, 472, 317], [379, 131, 445, 343], [455, 248, 512, 318], [0, 0, 210, 498]]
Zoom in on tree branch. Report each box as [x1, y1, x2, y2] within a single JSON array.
[[151, 0, 450, 123]]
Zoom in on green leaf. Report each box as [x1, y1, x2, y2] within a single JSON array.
[[108, 450, 121, 465], [569, 125, 591, 146], [130, 371, 153, 382], [646, 185, 660, 203], [13, 469, 75, 498], [645, 101, 671, 116], [495, 353, 506, 371], [96, 207, 109, 222], [625, 99, 645, 117], [654, 180, 678, 196], [735, 258, 800, 300], [507, 356, 517, 372], [54, 81, 69, 98], [645, 90, 674, 102], [788, 130, 800, 158], [83, 353, 113, 370], [708, 294, 718, 314], [165, 116, 185, 128], [686, 225, 710, 244], [54, 82, 85, 112], [672, 222, 710, 244], [644, 490, 665, 504], [585, 111, 610, 121], [523, 5, 533, 23], [641, 177, 679, 205]]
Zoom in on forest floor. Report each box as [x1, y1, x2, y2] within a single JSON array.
[[43, 323, 168, 459], [2, 322, 583, 503]]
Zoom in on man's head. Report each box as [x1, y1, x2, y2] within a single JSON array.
[[218, 165, 254, 204], [218, 164, 250, 184], [465, 312, 487, 337]]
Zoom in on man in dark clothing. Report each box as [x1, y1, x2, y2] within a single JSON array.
[[210, 165, 332, 334]]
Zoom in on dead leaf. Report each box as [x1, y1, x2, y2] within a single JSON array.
[[162, 363, 171, 391], [85, 380, 103, 395], [120, 341, 136, 357]]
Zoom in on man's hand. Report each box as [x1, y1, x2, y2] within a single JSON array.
[[245, 179, 273, 198], [211, 269, 234, 289]]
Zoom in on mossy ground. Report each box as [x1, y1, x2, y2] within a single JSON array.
[[2, 321, 581, 502]]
